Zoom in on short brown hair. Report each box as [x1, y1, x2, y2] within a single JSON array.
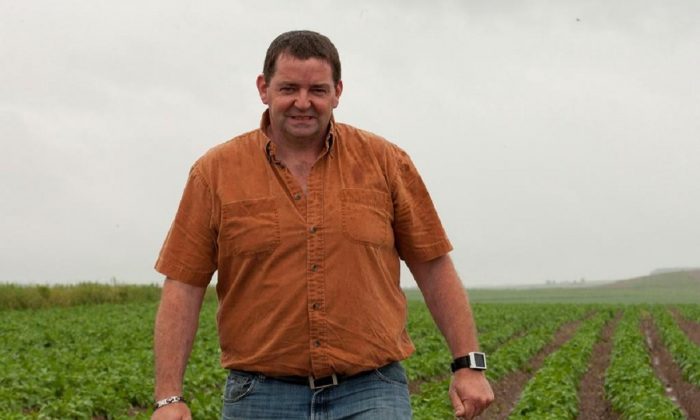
[[263, 30, 341, 84]]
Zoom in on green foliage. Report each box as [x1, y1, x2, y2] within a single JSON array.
[[465, 269, 700, 304], [0, 283, 162, 310], [0, 301, 223, 419], [410, 377, 453, 419], [604, 308, 684, 419], [486, 305, 587, 382], [408, 303, 589, 419], [652, 307, 700, 386], [510, 310, 614, 419], [677, 303, 700, 323], [2, 297, 698, 419], [0, 283, 218, 311]]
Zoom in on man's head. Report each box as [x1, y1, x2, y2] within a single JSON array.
[[263, 30, 341, 85], [257, 30, 343, 147]]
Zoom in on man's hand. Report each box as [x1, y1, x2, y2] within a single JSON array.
[[449, 368, 494, 419], [151, 402, 191, 420]]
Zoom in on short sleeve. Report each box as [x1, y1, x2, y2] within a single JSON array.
[[154, 164, 218, 286], [389, 146, 453, 262]]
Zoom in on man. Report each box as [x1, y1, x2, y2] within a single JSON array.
[[152, 30, 493, 420]]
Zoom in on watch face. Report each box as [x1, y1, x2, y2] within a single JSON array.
[[471, 352, 487, 369]]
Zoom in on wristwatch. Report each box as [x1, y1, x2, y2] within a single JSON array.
[[451, 352, 487, 372]]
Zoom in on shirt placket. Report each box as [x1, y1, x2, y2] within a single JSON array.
[[306, 160, 329, 376]]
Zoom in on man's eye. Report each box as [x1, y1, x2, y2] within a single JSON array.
[[280, 86, 295, 93]]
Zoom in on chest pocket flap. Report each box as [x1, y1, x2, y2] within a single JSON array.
[[340, 188, 393, 247], [221, 197, 280, 255]]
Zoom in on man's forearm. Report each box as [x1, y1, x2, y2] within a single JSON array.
[[153, 278, 207, 399], [407, 254, 479, 357]]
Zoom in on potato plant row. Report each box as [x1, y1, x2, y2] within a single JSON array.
[[410, 304, 589, 419], [0, 302, 223, 419], [677, 303, 700, 323], [406, 303, 590, 382], [509, 310, 613, 419], [485, 305, 587, 382], [412, 304, 699, 419], [604, 308, 684, 419], [652, 307, 700, 386], [3, 301, 697, 419]]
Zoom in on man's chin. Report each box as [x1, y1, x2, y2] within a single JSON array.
[[284, 126, 320, 141]]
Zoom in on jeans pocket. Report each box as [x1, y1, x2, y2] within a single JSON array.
[[224, 370, 259, 403], [373, 362, 408, 386]]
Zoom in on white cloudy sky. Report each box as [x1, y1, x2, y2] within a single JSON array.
[[1, 0, 699, 287]]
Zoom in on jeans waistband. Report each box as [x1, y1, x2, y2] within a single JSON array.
[[232, 362, 397, 390]]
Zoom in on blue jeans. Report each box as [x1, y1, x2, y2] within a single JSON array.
[[221, 362, 412, 420]]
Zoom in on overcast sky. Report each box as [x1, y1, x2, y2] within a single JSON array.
[[1, 0, 699, 288]]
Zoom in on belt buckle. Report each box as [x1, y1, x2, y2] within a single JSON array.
[[308, 373, 338, 390]]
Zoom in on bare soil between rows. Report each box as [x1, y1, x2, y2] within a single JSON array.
[[576, 311, 621, 420], [409, 308, 700, 419], [642, 316, 700, 419], [671, 308, 700, 346], [478, 319, 583, 419]]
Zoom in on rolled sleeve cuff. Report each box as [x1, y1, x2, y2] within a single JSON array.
[[154, 257, 214, 287], [399, 238, 453, 263]]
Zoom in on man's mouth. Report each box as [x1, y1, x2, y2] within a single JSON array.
[[289, 115, 315, 121]]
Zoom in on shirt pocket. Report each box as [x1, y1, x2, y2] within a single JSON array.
[[221, 197, 280, 255], [340, 188, 393, 247]]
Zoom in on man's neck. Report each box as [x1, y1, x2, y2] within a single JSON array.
[[267, 128, 327, 165]]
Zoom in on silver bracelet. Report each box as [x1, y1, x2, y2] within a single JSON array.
[[154, 395, 186, 410]]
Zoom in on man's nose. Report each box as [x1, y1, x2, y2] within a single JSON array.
[[294, 90, 311, 109]]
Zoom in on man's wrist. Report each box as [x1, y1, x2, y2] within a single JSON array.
[[451, 352, 487, 372], [154, 395, 186, 411]]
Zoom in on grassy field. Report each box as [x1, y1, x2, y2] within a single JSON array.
[[1, 270, 699, 418], [418, 269, 700, 304], [4, 269, 697, 311]]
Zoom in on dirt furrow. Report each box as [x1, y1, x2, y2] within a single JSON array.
[[642, 317, 700, 419], [478, 319, 582, 420], [576, 311, 621, 420], [670, 308, 700, 346]]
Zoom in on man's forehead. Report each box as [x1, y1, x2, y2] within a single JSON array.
[[274, 54, 334, 78]]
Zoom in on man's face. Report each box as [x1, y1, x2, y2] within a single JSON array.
[[257, 53, 342, 145]]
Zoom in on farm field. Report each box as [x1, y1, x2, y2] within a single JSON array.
[[1, 271, 699, 419]]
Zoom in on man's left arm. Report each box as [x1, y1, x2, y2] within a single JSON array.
[[406, 254, 494, 419]]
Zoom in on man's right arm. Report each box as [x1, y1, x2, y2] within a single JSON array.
[[152, 278, 207, 420]]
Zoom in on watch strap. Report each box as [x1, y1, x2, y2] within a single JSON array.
[[451, 356, 472, 372]]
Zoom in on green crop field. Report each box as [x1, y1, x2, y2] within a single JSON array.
[[1, 270, 699, 419]]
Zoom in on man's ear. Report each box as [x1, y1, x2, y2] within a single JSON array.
[[332, 80, 343, 108], [256, 74, 269, 105]]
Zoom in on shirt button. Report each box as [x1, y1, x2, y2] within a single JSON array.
[[311, 302, 321, 310], [313, 340, 321, 348], [309, 226, 317, 234], [293, 193, 302, 201], [311, 264, 318, 272]]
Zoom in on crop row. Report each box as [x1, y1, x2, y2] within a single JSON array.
[[652, 307, 700, 387], [604, 308, 684, 419], [485, 305, 588, 382], [404, 302, 587, 381], [509, 310, 613, 419], [413, 304, 699, 419], [0, 301, 225, 419], [677, 303, 700, 324], [410, 304, 589, 419], [2, 301, 697, 419]]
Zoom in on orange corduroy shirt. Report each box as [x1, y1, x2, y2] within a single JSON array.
[[155, 111, 452, 377]]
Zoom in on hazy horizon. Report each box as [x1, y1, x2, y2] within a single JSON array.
[[2, 1, 699, 288]]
